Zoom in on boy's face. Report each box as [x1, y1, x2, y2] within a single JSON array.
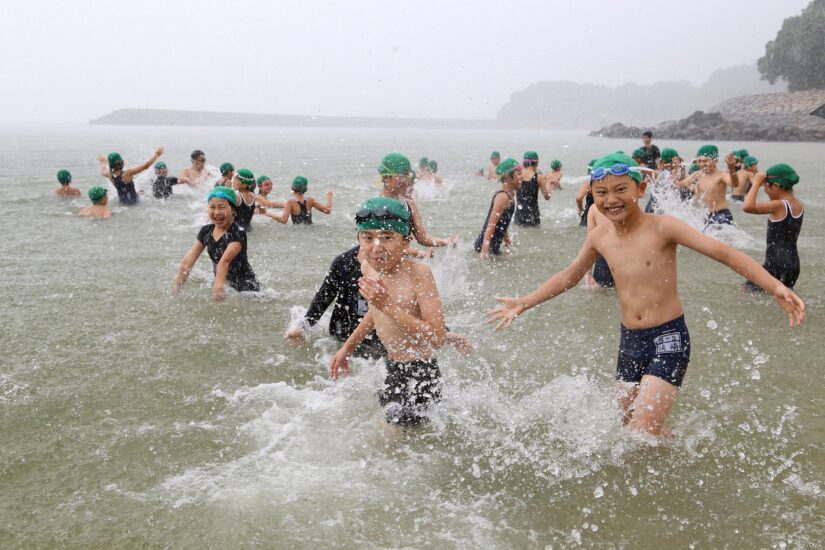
[[491, 157, 500, 166], [208, 197, 235, 227], [382, 174, 409, 197], [642, 135, 651, 146], [591, 174, 645, 223], [260, 180, 272, 194], [357, 229, 409, 273], [698, 157, 716, 173], [192, 155, 206, 168]]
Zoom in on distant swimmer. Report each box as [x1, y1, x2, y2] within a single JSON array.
[[514, 151, 551, 226], [675, 145, 739, 228], [216, 162, 235, 188], [97, 147, 163, 206], [474, 157, 521, 259], [233, 169, 258, 232], [54, 170, 81, 198], [172, 186, 260, 300], [640, 131, 660, 170], [547, 159, 563, 191], [150, 161, 187, 199], [428, 160, 443, 185], [575, 159, 597, 227], [254, 175, 286, 213], [584, 202, 615, 289], [743, 164, 804, 291], [180, 150, 209, 187], [489, 152, 805, 438], [79, 186, 111, 219], [329, 197, 447, 426], [732, 155, 758, 202], [486, 151, 502, 180], [416, 157, 432, 180], [645, 148, 685, 213], [266, 176, 332, 225]]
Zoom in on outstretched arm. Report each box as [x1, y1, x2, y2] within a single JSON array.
[[311, 192, 333, 214], [742, 172, 785, 216], [487, 238, 600, 329], [662, 215, 804, 327], [408, 199, 456, 247], [265, 200, 292, 224], [172, 241, 205, 295], [125, 147, 164, 178], [257, 196, 286, 209]]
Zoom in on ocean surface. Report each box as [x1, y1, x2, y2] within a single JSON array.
[[1, 125, 823, 548]]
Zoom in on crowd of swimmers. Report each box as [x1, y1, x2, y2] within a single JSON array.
[[53, 133, 806, 436]]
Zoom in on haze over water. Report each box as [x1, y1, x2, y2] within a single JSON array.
[[1, 124, 822, 546]]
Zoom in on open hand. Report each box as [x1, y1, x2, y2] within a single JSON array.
[[446, 332, 474, 355], [155, 146, 164, 157], [285, 325, 306, 345], [772, 285, 805, 328], [329, 349, 350, 380], [487, 296, 527, 330]]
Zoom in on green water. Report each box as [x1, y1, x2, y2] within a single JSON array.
[[1, 125, 822, 548]]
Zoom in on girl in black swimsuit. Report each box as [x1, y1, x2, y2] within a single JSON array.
[[266, 176, 333, 225]]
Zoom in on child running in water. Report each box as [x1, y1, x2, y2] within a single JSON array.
[[329, 197, 446, 425], [79, 186, 111, 219], [743, 164, 804, 290], [266, 176, 332, 225], [54, 170, 81, 198], [474, 157, 521, 259], [172, 186, 260, 300], [488, 152, 805, 437]]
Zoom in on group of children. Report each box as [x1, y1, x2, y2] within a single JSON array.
[[54, 144, 807, 437]]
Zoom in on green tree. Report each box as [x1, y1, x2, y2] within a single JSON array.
[[758, 0, 825, 91]]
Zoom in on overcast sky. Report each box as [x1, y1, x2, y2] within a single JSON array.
[[0, 0, 811, 124]]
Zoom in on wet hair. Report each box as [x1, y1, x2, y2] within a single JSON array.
[[190, 149, 205, 160], [642, 131, 653, 139]]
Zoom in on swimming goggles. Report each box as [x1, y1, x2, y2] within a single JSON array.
[[590, 163, 641, 181], [354, 206, 409, 224]]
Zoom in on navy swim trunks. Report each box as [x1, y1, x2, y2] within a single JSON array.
[[705, 208, 734, 227], [616, 315, 691, 387], [378, 358, 441, 426]]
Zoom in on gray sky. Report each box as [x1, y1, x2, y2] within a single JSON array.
[[0, 0, 811, 124]]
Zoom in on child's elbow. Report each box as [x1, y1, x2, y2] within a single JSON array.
[[742, 204, 756, 214]]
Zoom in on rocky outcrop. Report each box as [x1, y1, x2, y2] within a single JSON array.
[[709, 90, 825, 140], [590, 110, 812, 141]]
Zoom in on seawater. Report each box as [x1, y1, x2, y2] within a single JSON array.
[[1, 125, 823, 547]]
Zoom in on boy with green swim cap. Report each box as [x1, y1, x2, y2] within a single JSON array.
[[489, 151, 805, 437], [329, 197, 448, 426], [265, 175, 333, 225], [216, 162, 235, 188], [732, 155, 759, 202], [79, 186, 111, 219], [150, 161, 186, 199], [54, 169, 82, 198], [675, 144, 739, 227], [486, 151, 502, 180], [547, 159, 563, 191]]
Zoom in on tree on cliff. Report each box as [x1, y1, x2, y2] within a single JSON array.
[[758, 0, 825, 91]]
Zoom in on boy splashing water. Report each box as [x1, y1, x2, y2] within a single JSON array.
[[488, 153, 804, 437]]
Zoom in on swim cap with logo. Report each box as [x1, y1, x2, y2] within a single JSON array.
[[236, 169, 255, 189], [591, 152, 643, 183], [660, 148, 679, 164], [88, 186, 107, 203], [220, 162, 234, 175], [57, 170, 71, 184], [696, 144, 719, 159], [207, 186, 238, 206], [107, 152, 123, 166], [154, 161, 166, 170], [550, 160, 562, 170], [292, 176, 308, 191], [766, 164, 799, 189], [495, 158, 521, 178], [355, 197, 411, 237], [378, 153, 412, 176]]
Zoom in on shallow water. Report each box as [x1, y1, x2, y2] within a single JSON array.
[[1, 125, 823, 547]]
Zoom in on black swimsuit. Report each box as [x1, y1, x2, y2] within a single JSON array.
[[474, 190, 515, 255], [110, 172, 139, 205], [236, 192, 256, 232], [196, 222, 260, 292], [515, 172, 541, 226], [291, 199, 313, 225], [151, 176, 178, 199], [580, 190, 594, 227], [746, 200, 803, 290]]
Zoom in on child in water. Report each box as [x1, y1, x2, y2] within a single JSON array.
[[233, 169, 258, 232], [547, 159, 563, 191], [150, 161, 186, 199], [329, 197, 447, 425], [97, 147, 163, 205], [79, 186, 111, 219], [474, 157, 521, 259], [172, 186, 260, 300], [266, 176, 332, 225], [54, 170, 81, 198], [743, 164, 804, 290], [488, 152, 805, 437]]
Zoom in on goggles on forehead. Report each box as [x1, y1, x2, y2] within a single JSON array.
[[590, 163, 641, 181], [354, 206, 408, 224]]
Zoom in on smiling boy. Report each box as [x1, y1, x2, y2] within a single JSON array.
[[488, 152, 805, 437], [329, 197, 447, 425]]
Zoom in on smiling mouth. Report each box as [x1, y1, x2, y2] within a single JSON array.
[[605, 205, 624, 215]]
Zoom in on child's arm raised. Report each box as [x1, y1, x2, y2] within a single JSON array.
[[488, 237, 600, 330], [125, 147, 164, 178], [311, 192, 333, 214], [172, 241, 205, 295], [212, 242, 242, 301], [742, 172, 785, 216], [329, 311, 375, 380], [661, 215, 805, 327]]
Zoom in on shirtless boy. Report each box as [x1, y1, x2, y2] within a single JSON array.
[[488, 152, 804, 437], [79, 186, 111, 219], [54, 170, 81, 198], [180, 150, 210, 187], [329, 197, 447, 425], [732, 156, 758, 202], [487, 151, 502, 180], [676, 145, 739, 226]]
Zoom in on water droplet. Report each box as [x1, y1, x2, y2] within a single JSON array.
[[753, 353, 769, 365], [739, 422, 751, 432], [593, 486, 604, 498], [750, 370, 761, 380], [700, 389, 711, 399], [707, 320, 718, 330]]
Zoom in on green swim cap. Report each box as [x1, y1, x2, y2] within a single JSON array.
[[107, 152, 123, 166], [292, 175, 308, 191], [734, 149, 750, 160], [235, 169, 255, 190], [220, 162, 235, 175], [207, 185, 238, 206], [696, 144, 718, 160], [591, 152, 642, 183], [689, 163, 700, 174], [631, 148, 645, 160], [257, 175, 271, 185], [154, 161, 166, 170], [57, 169, 71, 184], [660, 148, 679, 164], [766, 163, 799, 189], [419, 157, 429, 168], [495, 157, 521, 178], [550, 160, 562, 170], [378, 153, 412, 176], [355, 197, 411, 237], [743, 156, 758, 168], [88, 186, 107, 203], [428, 159, 438, 172], [523, 151, 539, 162], [490, 151, 501, 159]]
